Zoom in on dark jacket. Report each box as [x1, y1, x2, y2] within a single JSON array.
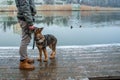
[[15, 0, 37, 26]]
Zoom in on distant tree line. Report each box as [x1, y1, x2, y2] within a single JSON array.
[[1, 0, 120, 7], [80, 0, 120, 7], [42, 0, 120, 7]]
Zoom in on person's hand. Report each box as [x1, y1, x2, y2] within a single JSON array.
[[29, 25, 35, 30]]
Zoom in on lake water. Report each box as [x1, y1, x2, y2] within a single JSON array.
[[0, 11, 120, 47]]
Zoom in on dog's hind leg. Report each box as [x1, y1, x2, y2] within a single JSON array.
[[50, 50, 56, 59], [43, 48, 48, 62], [50, 44, 56, 59]]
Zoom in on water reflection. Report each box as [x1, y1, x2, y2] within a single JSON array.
[[38, 59, 57, 79], [81, 11, 120, 24], [0, 11, 120, 32], [0, 11, 120, 46]]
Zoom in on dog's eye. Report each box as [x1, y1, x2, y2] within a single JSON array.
[[40, 37, 43, 39]]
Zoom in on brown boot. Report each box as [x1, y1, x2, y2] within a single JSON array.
[[19, 59, 35, 70], [26, 58, 34, 64]]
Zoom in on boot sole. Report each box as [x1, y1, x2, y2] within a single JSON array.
[[19, 67, 35, 70]]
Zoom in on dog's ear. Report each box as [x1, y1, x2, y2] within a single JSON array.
[[39, 27, 44, 32], [40, 27, 44, 31]]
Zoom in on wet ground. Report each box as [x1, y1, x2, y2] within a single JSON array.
[[0, 44, 120, 80]]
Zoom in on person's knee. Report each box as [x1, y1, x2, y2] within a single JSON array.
[[21, 40, 30, 46]]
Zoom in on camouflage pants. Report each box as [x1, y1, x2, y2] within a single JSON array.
[[18, 20, 31, 61]]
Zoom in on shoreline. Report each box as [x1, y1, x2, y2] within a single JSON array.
[[0, 43, 120, 49], [0, 5, 120, 12]]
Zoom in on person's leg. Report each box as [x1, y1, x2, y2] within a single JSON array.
[[18, 20, 34, 70], [19, 20, 31, 61], [19, 29, 31, 61]]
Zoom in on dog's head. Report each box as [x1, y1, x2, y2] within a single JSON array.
[[34, 27, 45, 44]]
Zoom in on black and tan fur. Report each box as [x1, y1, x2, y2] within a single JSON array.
[[34, 28, 57, 62]]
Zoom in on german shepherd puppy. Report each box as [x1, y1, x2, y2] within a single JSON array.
[[34, 28, 57, 62]]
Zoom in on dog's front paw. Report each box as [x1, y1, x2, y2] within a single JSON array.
[[37, 58, 42, 62], [50, 56, 55, 59], [43, 59, 48, 62]]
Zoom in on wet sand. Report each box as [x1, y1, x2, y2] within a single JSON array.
[[0, 44, 120, 79]]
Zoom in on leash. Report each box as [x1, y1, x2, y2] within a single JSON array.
[[32, 30, 36, 50], [32, 36, 35, 50]]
